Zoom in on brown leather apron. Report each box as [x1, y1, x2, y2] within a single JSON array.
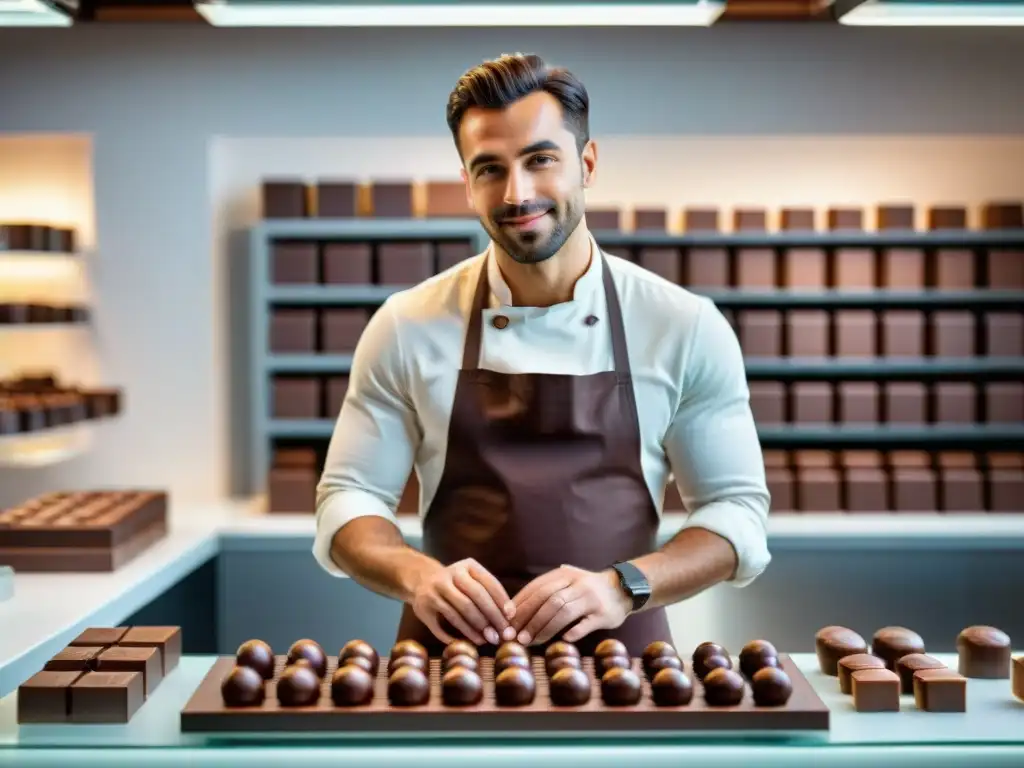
[[395, 251, 673, 658]]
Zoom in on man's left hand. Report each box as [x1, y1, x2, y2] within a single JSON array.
[[510, 565, 632, 646]]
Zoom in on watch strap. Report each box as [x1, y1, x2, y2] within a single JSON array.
[[611, 560, 651, 612]]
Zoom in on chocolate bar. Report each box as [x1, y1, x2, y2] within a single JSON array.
[[586, 209, 621, 230], [271, 242, 318, 285], [377, 242, 434, 284], [271, 377, 321, 420], [842, 451, 888, 512], [738, 311, 782, 356], [270, 309, 316, 353], [637, 248, 680, 283], [323, 243, 373, 284], [262, 181, 308, 218], [437, 241, 475, 272], [787, 311, 829, 357], [633, 208, 667, 231], [319, 309, 369, 353], [316, 181, 358, 218], [425, 181, 472, 218], [371, 182, 414, 218]]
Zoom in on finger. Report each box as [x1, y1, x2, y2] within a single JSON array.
[[515, 576, 574, 638], [452, 567, 509, 643], [531, 594, 590, 645], [432, 596, 486, 645], [466, 561, 516, 622], [417, 608, 455, 645], [562, 614, 606, 644], [512, 570, 561, 611], [439, 581, 490, 636], [520, 584, 584, 645]]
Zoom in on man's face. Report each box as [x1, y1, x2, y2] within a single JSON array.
[[458, 91, 596, 264]]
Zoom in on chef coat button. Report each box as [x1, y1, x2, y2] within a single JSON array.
[[492, 315, 509, 329], [584, 315, 599, 326]]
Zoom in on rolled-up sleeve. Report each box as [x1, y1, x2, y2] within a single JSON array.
[[664, 298, 771, 587], [312, 297, 421, 577]]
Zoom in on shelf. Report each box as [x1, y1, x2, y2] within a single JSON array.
[[744, 357, 1024, 382], [268, 355, 352, 373], [0, 421, 101, 467], [256, 218, 485, 241], [591, 229, 1024, 249]]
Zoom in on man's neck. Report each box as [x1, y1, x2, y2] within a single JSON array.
[[494, 225, 592, 308]]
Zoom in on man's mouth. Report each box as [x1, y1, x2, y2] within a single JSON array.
[[501, 210, 550, 231]]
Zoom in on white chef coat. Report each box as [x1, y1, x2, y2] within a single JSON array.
[[312, 234, 772, 587]]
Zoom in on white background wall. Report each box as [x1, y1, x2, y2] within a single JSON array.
[[1, 25, 1022, 508]]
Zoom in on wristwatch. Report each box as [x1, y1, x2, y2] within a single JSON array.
[[610, 561, 651, 612]]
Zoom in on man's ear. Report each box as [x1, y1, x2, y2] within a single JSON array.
[[581, 139, 598, 188]]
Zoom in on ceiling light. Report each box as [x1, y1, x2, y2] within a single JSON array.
[[836, 0, 1024, 25]]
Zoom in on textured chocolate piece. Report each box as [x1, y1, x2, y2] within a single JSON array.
[[828, 208, 863, 231], [70, 671, 145, 723], [271, 242, 317, 284], [262, 181, 308, 218], [45, 646, 103, 672], [222, 666, 266, 707], [1013, 657, 1024, 701], [882, 311, 924, 357], [322, 243, 372, 284], [932, 312, 975, 357], [885, 382, 926, 424], [913, 668, 966, 712], [17, 670, 80, 723], [633, 208, 666, 231], [316, 181, 358, 218], [272, 377, 320, 419], [788, 311, 829, 356], [702, 668, 745, 706], [784, 247, 827, 289], [377, 242, 434, 284], [852, 668, 899, 712], [835, 311, 876, 356], [437, 241, 475, 272], [586, 209, 620, 230], [371, 182, 414, 218], [749, 382, 785, 425], [650, 667, 693, 706], [270, 309, 316, 353], [684, 208, 719, 231], [70, 627, 130, 647], [793, 382, 833, 424], [872, 627, 925, 670], [838, 653, 885, 694], [835, 247, 876, 290], [896, 653, 946, 694], [815, 626, 868, 676], [737, 247, 776, 290], [686, 248, 729, 288], [637, 248, 681, 283], [320, 308, 368, 353], [120, 626, 182, 675], [987, 383, 1024, 423], [839, 382, 879, 423], [237, 639, 275, 680], [957, 626, 1011, 678], [987, 249, 1024, 289], [442, 667, 483, 706], [982, 202, 1024, 229], [936, 383, 976, 424], [97, 645, 162, 696], [738, 311, 782, 356], [325, 375, 349, 417], [425, 181, 472, 218]]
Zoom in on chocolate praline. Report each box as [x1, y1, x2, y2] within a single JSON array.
[[235, 639, 275, 680], [694, 653, 732, 680], [495, 641, 529, 662], [692, 642, 728, 669], [957, 626, 1012, 679], [739, 640, 779, 679], [388, 655, 427, 675], [445, 653, 478, 673], [594, 639, 628, 659], [342, 655, 375, 675], [442, 640, 479, 664], [545, 642, 580, 663], [331, 664, 375, 706], [497, 654, 532, 675], [221, 665, 266, 706], [276, 664, 321, 706], [388, 665, 430, 706], [642, 641, 677, 670], [837, 653, 886, 695], [545, 655, 580, 676], [442, 666, 483, 706], [601, 667, 642, 706], [651, 667, 693, 706], [286, 639, 327, 679], [896, 653, 946, 695], [815, 626, 868, 676], [645, 655, 683, 678], [549, 667, 591, 706], [702, 667, 745, 706], [340, 639, 380, 673], [391, 639, 428, 662], [872, 626, 925, 670], [495, 666, 536, 706], [751, 666, 792, 707], [595, 654, 631, 677]]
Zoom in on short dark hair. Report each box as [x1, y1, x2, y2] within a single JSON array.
[[446, 53, 590, 156]]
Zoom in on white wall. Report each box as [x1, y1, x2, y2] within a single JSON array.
[[1, 25, 1022, 508]]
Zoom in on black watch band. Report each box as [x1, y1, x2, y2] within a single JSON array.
[[611, 561, 652, 612]]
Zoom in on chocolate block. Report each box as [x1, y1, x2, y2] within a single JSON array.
[[686, 248, 729, 288], [749, 382, 785, 424], [586, 209, 620, 230], [990, 458, 1024, 512], [885, 382, 926, 423], [957, 626, 1011, 678], [796, 451, 840, 512], [877, 205, 915, 230], [784, 249, 826, 290], [17, 670, 80, 723], [437, 241, 475, 272], [733, 209, 766, 231], [897, 653, 947, 694], [937, 248, 975, 289], [272, 377, 320, 420], [982, 202, 1024, 229], [852, 668, 900, 712], [371, 182, 413, 217], [927, 207, 967, 231], [764, 452, 794, 512], [940, 453, 984, 511], [45, 646, 102, 672], [273, 447, 317, 468], [891, 452, 937, 512], [1013, 657, 1024, 701], [0, 223, 34, 250], [828, 208, 863, 231], [835, 249, 876, 290], [838, 653, 885, 694], [936, 383, 976, 424], [637, 248, 680, 283], [843, 451, 888, 512], [986, 383, 1024, 423], [985, 313, 1024, 356], [315, 181, 358, 218], [70, 671, 145, 723], [883, 249, 924, 289], [793, 382, 833, 423], [97, 646, 163, 697], [425, 181, 471, 218], [271, 242, 318, 284], [270, 309, 316, 353], [839, 382, 879, 423], [780, 208, 815, 231], [987, 250, 1024, 289], [377, 242, 434, 284], [882, 311, 924, 357], [913, 668, 966, 712], [322, 243, 372, 284], [633, 208, 667, 230], [320, 308, 369, 353], [119, 626, 181, 675], [262, 181, 308, 218], [325, 375, 349, 417], [787, 311, 829, 356], [268, 467, 317, 514], [835, 311, 876, 356], [932, 312, 975, 357], [738, 311, 782, 356], [737, 247, 776, 290], [70, 627, 129, 647]]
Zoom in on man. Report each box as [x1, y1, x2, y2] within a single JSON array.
[[312, 53, 771, 657]]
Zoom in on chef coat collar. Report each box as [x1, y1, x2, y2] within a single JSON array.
[[485, 233, 603, 308]]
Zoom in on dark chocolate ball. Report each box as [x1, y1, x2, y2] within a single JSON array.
[[549, 667, 591, 706], [496, 654, 532, 676], [391, 639, 428, 662], [388, 655, 427, 675], [595, 654, 631, 677], [739, 640, 779, 679], [221, 665, 266, 706], [642, 641, 677, 671], [650, 667, 693, 707], [594, 639, 628, 659], [388, 665, 430, 706], [545, 641, 580, 664], [692, 642, 728, 667], [702, 667, 745, 706], [276, 664, 321, 706], [645, 654, 683, 678], [331, 664, 374, 706], [342, 655, 376, 676], [600, 666, 642, 706], [494, 666, 536, 707], [442, 666, 483, 706], [340, 639, 379, 674], [751, 666, 793, 707], [495, 641, 529, 662], [445, 653, 478, 673], [286, 639, 327, 679], [871, 626, 925, 671], [235, 639, 275, 681], [545, 655, 580, 676], [442, 640, 479, 664], [694, 652, 733, 680]]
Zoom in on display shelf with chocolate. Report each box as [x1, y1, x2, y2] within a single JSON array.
[[0, 303, 89, 325], [180, 638, 829, 735], [0, 222, 77, 253], [0, 489, 168, 572]]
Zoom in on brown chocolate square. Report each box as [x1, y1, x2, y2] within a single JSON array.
[[985, 313, 1024, 356], [736, 248, 776, 290], [738, 311, 782, 356], [936, 383, 976, 424], [986, 383, 1024, 423], [371, 182, 413, 217], [437, 241, 475, 272], [634, 208, 667, 231], [272, 377, 320, 420], [936, 249, 975, 289], [982, 203, 1024, 229], [586, 209, 621, 230], [425, 181, 472, 218], [97, 646, 163, 697], [793, 382, 833, 423], [883, 249, 924, 289], [852, 668, 900, 712], [749, 382, 785, 425], [271, 242, 318, 284], [912, 668, 966, 712], [320, 308, 369, 353], [828, 208, 863, 231], [268, 467, 317, 513], [686, 248, 729, 287], [70, 671, 145, 723], [315, 181, 358, 218], [990, 467, 1024, 512], [377, 242, 434, 284], [270, 309, 316, 353], [637, 248, 680, 283], [835, 311, 877, 356], [684, 208, 718, 231], [322, 243, 372, 284], [325, 375, 349, 417], [839, 382, 879, 423], [787, 311, 829, 356], [17, 670, 81, 723], [733, 209, 767, 231], [784, 249, 826, 290], [932, 312, 975, 357], [834, 248, 876, 290], [261, 181, 308, 218], [987, 250, 1024, 289], [45, 646, 102, 672], [941, 468, 984, 511], [69, 627, 129, 647], [882, 311, 924, 357], [118, 626, 181, 675], [885, 383, 927, 424]]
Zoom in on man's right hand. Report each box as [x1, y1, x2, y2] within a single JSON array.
[[410, 558, 518, 646]]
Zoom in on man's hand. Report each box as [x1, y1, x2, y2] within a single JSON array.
[[410, 558, 518, 646], [511, 565, 632, 646]]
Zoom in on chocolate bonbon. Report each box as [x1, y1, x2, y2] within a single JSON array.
[[388, 655, 426, 675], [391, 639, 428, 662], [286, 639, 327, 679], [442, 666, 483, 706], [650, 667, 693, 706], [340, 639, 379, 674], [702, 667, 745, 706], [645, 655, 682, 677], [494, 666, 536, 707], [872, 626, 925, 670], [545, 655, 580, 676], [692, 642, 730, 679], [442, 641, 478, 664], [751, 666, 792, 707], [549, 667, 591, 706], [495, 641, 528, 662], [838, 653, 885, 695], [496, 654, 531, 675], [388, 666, 430, 706], [815, 626, 868, 675], [695, 653, 732, 681], [236, 639, 275, 680], [739, 640, 779, 679], [600, 667, 642, 706], [545, 641, 580, 663], [852, 668, 899, 712], [594, 639, 628, 659], [896, 654, 946, 695], [445, 653, 478, 673], [642, 641, 676, 672], [277, 664, 320, 706], [221, 666, 266, 707], [342, 655, 375, 675], [331, 665, 374, 706], [957, 625, 1011, 679], [595, 654, 630, 677]]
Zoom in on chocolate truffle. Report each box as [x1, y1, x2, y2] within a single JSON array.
[[594, 639, 628, 660], [957, 626, 1011, 679], [751, 666, 792, 706], [442, 666, 483, 706], [642, 641, 677, 672], [342, 655, 375, 675], [221, 665, 266, 706], [646, 655, 683, 678], [872, 626, 925, 670], [838, 653, 886, 695], [495, 641, 529, 662], [549, 667, 591, 706], [896, 653, 946, 695], [391, 639, 428, 662], [276, 664, 321, 706], [692, 642, 731, 679], [601, 666, 642, 706], [331, 664, 374, 706], [544, 655, 580, 676], [545, 641, 580, 663], [388, 665, 430, 706], [286, 639, 327, 679], [651, 667, 693, 706], [340, 639, 380, 674], [235, 639, 275, 680], [442, 640, 479, 664], [495, 666, 536, 707], [445, 653, 478, 673], [815, 626, 868, 675], [388, 655, 427, 675], [595, 654, 631, 677], [497, 654, 533, 675], [702, 667, 745, 706], [695, 653, 732, 681], [739, 640, 779, 679]]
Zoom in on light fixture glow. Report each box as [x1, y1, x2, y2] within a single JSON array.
[[838, 0, 1024, 25], [194, 0, 726, 26]]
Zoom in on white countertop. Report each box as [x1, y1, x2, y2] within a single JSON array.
[[1, 498, 1023, 696]]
